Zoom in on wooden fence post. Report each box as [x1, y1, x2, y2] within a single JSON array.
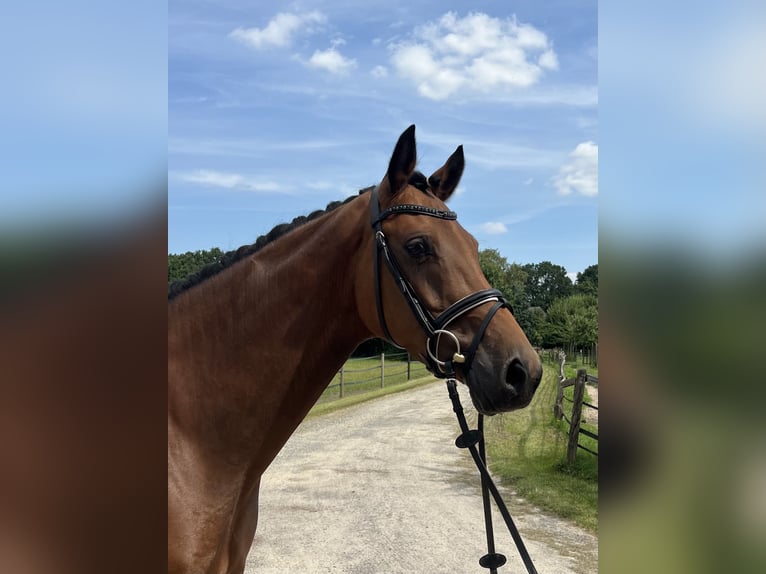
[[567, 368, 587, 464], [380, 352, 385, 388], [558, 351, 566, 379], [554, 351, 566, 419], [339, 364, 344, 398], [554, 377, 564, 420]]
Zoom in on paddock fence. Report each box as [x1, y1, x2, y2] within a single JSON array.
[[553, 351, 599, 464], [323, 351, 430, 400], [542, 345, 597, 368]]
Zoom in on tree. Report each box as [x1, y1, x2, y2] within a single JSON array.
[[505, 263, 528, 311], [168, 247, 224, 284], [575, 264, 598, 297], [515, 306, 546, 347], [522, 261, 573, 311], [479, 249, 511, 295], [542, 294, 598, 350], [478, 249, 527, 310]]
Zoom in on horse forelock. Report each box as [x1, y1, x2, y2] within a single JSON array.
[[409, 171, 445, 197]]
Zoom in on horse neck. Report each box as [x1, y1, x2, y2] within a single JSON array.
[[245, 197, 372, 383], [168, 195, 373, 467]]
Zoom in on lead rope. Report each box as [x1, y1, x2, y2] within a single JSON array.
[[446, 378, 539, 574]]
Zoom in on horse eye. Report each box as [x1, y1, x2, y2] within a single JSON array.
[[405, 238, 429, 259]]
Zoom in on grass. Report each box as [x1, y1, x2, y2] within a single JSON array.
[[307, 353, 434, 418], [307, 374, 437, 418], [315, 354, 430, 404], [561, 356, 599, 380], [483, 356, 599, 531]]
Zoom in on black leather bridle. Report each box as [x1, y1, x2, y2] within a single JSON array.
[[369, 184, 539, 574], [369, 185, 511, 379]]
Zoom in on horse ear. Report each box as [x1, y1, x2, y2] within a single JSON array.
[[386, 125, 417, 195], [428, 145, 464, 202]]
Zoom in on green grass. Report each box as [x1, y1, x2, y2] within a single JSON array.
[[308, 374, 437, 418], [561, 357, 599, 380], [316, 355, 430, 404], [483, 357, 598, 531]]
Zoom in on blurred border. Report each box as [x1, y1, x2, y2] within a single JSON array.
[[0, 2, 167, 573], [2, 1, 765, 573], [600, 1, 766, 572]]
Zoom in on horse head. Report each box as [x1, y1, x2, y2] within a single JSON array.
[[356, 125, 542, 415]]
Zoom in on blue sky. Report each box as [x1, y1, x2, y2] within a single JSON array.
[[169, 1, 598, 279], [600, 0, 766, 259], [1, 1, 165, 228]]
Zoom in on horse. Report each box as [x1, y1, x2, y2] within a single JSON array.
[[168, 125, 543, 574]]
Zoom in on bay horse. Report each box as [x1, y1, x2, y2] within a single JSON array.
[[168, 125, 542, 574]]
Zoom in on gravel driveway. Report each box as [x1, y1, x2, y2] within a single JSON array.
[[247, 380, 597, 573]]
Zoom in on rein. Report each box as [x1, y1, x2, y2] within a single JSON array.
[[446, 379, 539, 574], [369, 186, 538, 573]]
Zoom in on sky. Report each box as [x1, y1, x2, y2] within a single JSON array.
[[169, 0, 598, 279], [1, 1, 165, 227], [599, 0, 766, 260]]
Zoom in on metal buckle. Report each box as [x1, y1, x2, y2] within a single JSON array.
[[426, 329, 465, 371]]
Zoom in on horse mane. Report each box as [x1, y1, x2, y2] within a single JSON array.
[[168, 173, 431, 301]]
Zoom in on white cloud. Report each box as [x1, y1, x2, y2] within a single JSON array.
[[477, 222, 508, 235], [390, 12, 558, 101], [307, 47, 357, 74], [552, 141, 598, 196], [370, 65, 388, 78], [229, 11, 325, 50], [538, 49, 559, 70], [176, 170, 284, 193]]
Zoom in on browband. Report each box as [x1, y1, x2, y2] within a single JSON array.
[[368, 186, 513, 378]]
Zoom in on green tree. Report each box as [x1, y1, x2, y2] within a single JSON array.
[[515, 306, 546, 347], [522, 261, 573, 311], [168, 247, 224, 284], [505, 263, 528, 311], [575, 264, 598, 297], [478, 249, 527, 310], [542, 294, 598, 349]]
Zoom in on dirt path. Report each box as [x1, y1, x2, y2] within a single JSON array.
[[584, 384, 599, 425], [246, 381, 597, 573]]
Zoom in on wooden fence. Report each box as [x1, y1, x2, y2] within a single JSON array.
[[542, 345, 597, 367], [325, 351, 429, 398], [553, 352, 599, 464]]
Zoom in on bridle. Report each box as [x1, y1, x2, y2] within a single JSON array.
[[369, 185, 511, 379], [369, 184, 539, 573]]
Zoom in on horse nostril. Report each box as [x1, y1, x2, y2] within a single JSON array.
[[505, 358, 528, 390]]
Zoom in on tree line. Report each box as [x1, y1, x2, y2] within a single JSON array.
[[479, 249, 597, 350], [168, 247, 224, 285], [169, 247, 597, 351]]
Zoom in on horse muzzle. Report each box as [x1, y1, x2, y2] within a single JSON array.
[[464, 348, 542, 415]]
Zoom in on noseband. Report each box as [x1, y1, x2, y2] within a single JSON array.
[[369, 185, 512, 379]]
